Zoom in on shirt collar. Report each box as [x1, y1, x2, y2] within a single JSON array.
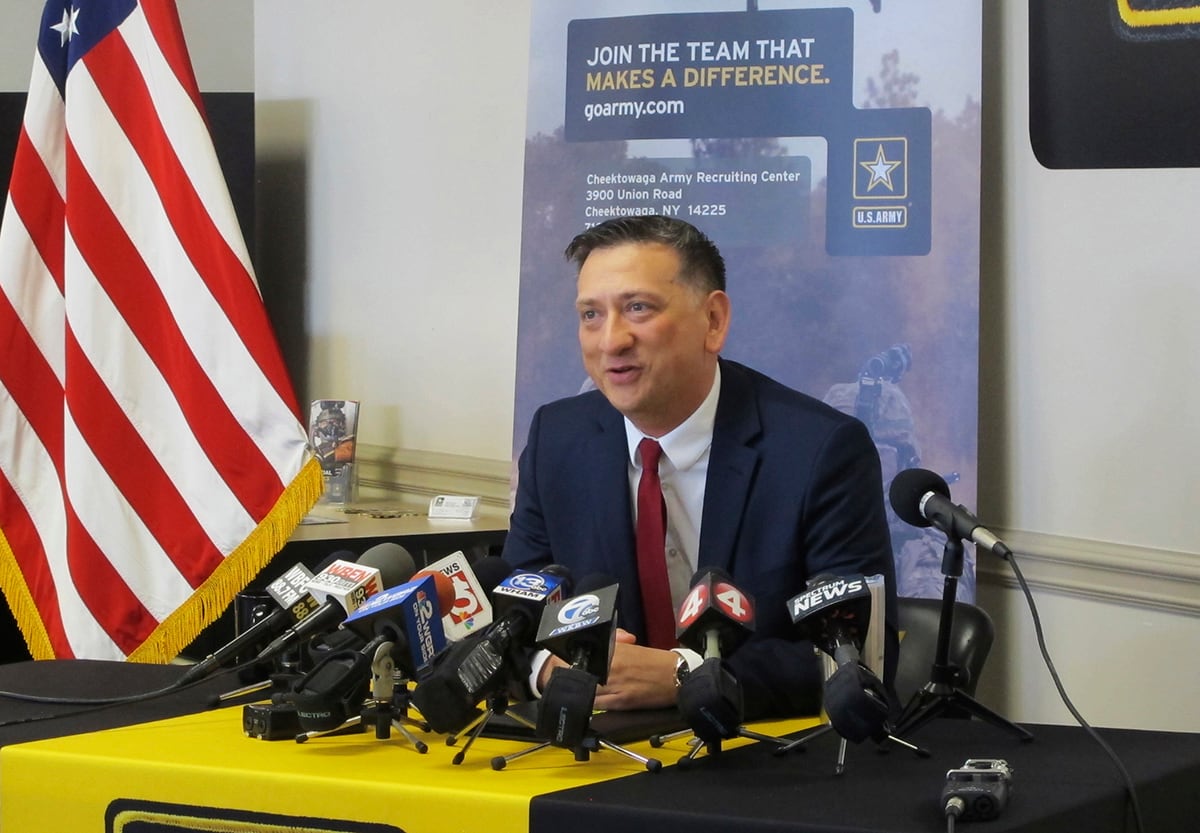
[[625, 363, 721, 471]]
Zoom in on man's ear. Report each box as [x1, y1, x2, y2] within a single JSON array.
[[704, 290, 731, 354]]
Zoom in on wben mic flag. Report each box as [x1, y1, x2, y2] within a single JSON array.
[[0, 0, 322, 662]]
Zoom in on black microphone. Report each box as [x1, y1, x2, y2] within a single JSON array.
[[411, 563, 572, 734], [535, 574, 619, 747], [675, 567, 755, 660], [177, 554, 344, 686], [254, 543, 417, 663], [674, 568, 756, 744], [537, 574, 619, 682], [788, 574, 890, 743], [889, 468, 1012, 559]]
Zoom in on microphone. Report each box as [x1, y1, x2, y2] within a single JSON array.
[[176, 559, 328, 686], [788, 574, 873, 667], [889, 468, 1012, 559], [254, 543, 416, 663], [676, 567, 755, 660], [788, 574, 890, 743], [537, 574, 619, 681], [535, 575, 619, 747], [414, 551, 499, 640], [341, 571, 450, 676], [411, 563, 571, 734], [674, 568, 755, 744]]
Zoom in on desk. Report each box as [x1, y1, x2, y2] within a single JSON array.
[[2, 662, 1198, 833], [288, 500, 509, 562]]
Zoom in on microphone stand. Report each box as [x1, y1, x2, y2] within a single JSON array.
[[445, 692, 538, 766], [474, 669, 662, 772], [893, 537, 1033, 742], [774, 708, 929, 776], [491, 726, 663, 772], [649, 660, 792, 768], [295, 641, 430, 752]]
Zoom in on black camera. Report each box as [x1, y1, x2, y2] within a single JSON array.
[[941, 758, 1013, 821]]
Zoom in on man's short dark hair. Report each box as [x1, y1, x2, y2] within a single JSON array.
[[565, 215, 726, 294]]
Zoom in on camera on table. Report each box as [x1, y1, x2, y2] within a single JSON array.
[[941, 758, 1013, 821]]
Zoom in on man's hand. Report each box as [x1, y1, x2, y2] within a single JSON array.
[[593, 629, 678, 711]]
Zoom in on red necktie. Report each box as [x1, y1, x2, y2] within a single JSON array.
[[636, 438, 675, 649]]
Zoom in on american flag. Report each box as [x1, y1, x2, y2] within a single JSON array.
[[0, 0, 321, 661]]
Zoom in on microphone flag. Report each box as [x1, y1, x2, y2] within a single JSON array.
[[419, 551, 494, 640], [343, 574, 447, 674]]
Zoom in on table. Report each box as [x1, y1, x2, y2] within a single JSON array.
[[532, 719, 1200, 832], [2, 661, 1197, 833], [0, 661, 804, 832]]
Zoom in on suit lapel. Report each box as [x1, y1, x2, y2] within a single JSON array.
[[580, 401, 640, 589], [698, 361, 762, 574]]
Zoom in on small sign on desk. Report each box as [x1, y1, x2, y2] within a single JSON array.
[[428, 495, 480, 520]]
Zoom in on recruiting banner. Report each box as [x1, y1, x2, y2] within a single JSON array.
[[515, 0, 982, 600]]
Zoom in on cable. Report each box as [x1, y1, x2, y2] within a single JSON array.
[[0, 678, 182, 707], [0, 654, 268, 729], [944, 795, 964, 833], [1007, 552, 1145, 833]]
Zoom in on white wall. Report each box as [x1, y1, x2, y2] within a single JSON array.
[[975, 0, 1200, 733], [250, 0, 1200, 732], [253, 0, 529, 461], [0, 2, 251, 90]]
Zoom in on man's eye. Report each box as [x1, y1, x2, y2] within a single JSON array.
[[580, 309, 597, 321]]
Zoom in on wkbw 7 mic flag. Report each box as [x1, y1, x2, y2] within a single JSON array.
[[0, 1, 320, 662]]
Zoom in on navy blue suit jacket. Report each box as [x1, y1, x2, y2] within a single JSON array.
[[503, 359, 897, 719]]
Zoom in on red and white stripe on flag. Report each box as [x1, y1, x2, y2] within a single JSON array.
[[0, 0, 322, 661]]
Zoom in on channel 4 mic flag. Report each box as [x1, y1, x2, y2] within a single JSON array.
[[0, 0, 321, 661]]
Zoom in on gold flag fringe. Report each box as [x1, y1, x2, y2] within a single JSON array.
[[0, 454, 324, 664], [0, 528, 56, 660], [127, 455, 326, 664]]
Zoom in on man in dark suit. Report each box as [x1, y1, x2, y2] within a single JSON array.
[[503, 215, 896, 720]]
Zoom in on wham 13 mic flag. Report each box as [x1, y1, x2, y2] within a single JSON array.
[[0, 0, 322, 661]]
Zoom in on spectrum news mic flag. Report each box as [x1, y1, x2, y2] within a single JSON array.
[[0, 1, 321, 662]]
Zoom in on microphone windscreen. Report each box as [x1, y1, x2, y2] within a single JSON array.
[[574, 572, 617, 594], [888, 468, 950, 528], [689, 565, 732, 587], [541, 563, 575, 596], [413, 569, 456, 614], [316, 550, 356, 571], [357, 542, 417, 587], [471, 557, 515, 602]]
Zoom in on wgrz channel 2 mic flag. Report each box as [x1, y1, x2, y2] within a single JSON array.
[[0, 0, 321, 662]]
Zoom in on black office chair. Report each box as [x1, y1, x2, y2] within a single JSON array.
[[893, 596, 994, 716]]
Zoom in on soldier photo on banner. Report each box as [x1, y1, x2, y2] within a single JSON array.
[[822, 344, 972, 601]]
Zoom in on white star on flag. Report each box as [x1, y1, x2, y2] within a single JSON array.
[[50, 6, 81, 46]]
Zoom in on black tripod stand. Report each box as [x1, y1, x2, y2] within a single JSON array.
[[894, 537, 1032, 742], [775, 659, 929, 775], [491, 726, 663, 772], [294, 640, 429, 752], [649, 659, 792, 768], [445, 692, 539, 766], [483, 672, 663, 772]]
